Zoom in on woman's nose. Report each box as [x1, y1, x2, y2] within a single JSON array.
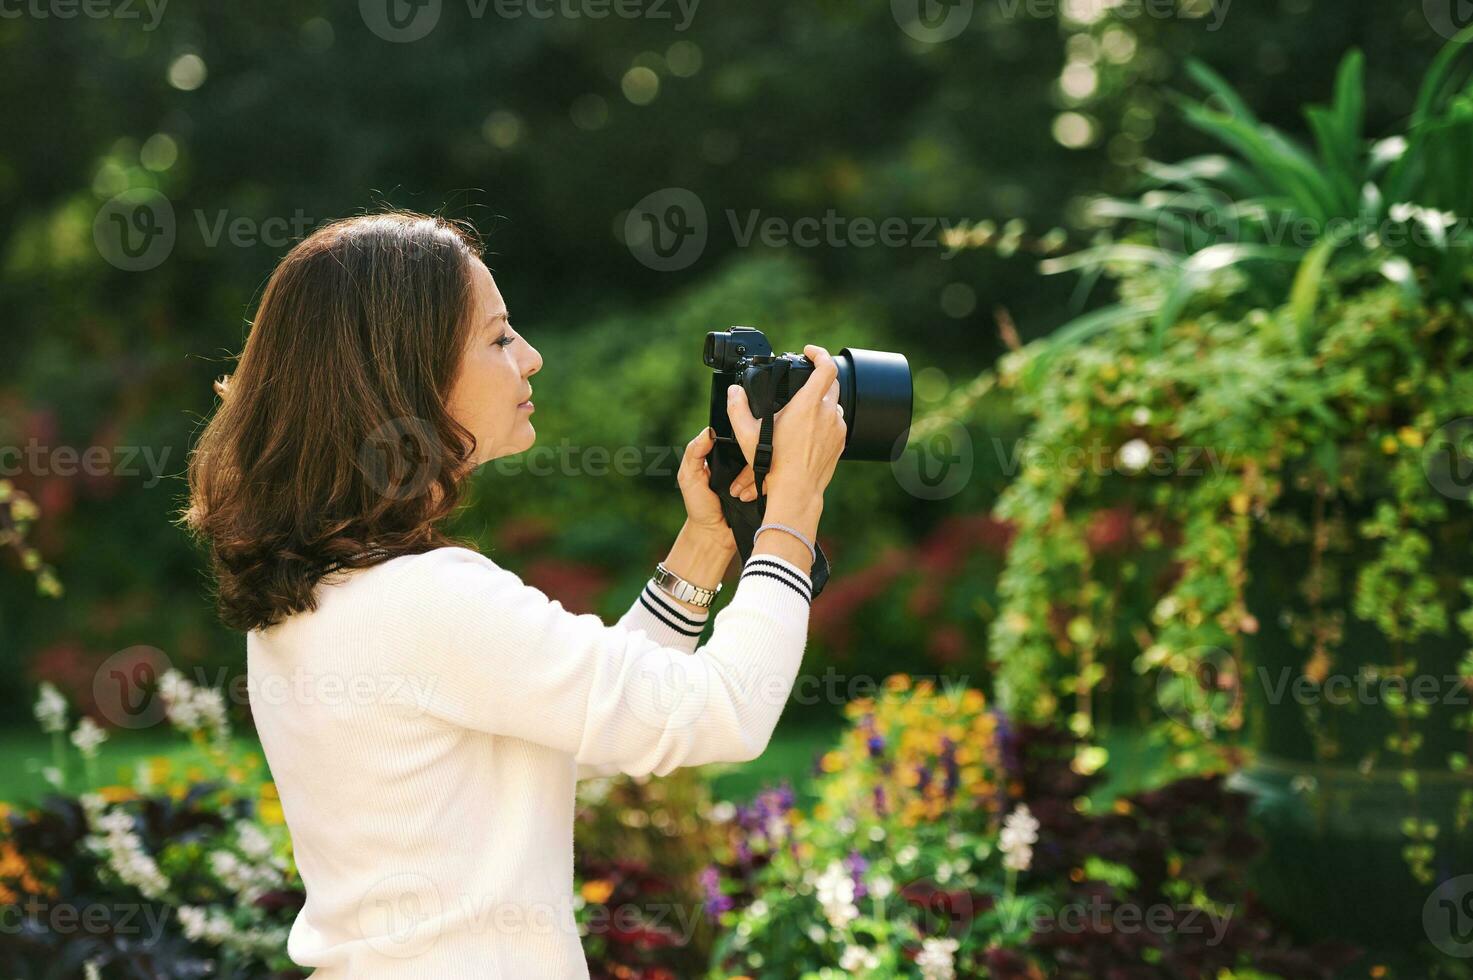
[[524, 343, 543, 377]]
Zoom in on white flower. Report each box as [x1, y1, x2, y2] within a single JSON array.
[[83, 961, 102, 980], [916, 936, 959, 980], [84, 803, 170, 900], [158, 669, 231, 743], [235, 821, 274, 862], [814, 861, 858, 930], [1000, 803, 1040, 873], [34, 682, 67, 734], [42, 766, 64, 789], [840, 944, 880, 973], [1117, 438, 1152, 473], [868, 873, 894, 900], [70, 717, 108, 758]]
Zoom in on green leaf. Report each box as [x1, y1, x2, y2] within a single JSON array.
[[1039, 244, 1177, 276], [1288, 236, 1343, 346]]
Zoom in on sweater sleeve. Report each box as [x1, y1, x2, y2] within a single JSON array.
[[614, 578, 711, 653], [374, 548, 813, 778]]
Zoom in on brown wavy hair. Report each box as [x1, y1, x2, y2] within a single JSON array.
[[184, 212, 484, 632]]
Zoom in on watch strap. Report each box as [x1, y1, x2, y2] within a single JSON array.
[[653, 562, 723, 608]]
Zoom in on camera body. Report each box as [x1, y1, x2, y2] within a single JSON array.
[[704, 326, 913, 463]]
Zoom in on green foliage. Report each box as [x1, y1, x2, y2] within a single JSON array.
[[1041, 29, 1473, 363], [983, 41, 1473, 884]]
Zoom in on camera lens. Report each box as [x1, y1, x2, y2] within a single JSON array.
[[836, 348, 913, 462]]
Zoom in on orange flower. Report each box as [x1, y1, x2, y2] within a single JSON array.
[[580, 879, 615, 904]]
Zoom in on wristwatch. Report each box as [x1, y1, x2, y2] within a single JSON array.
[[653, 562, 723, 609]]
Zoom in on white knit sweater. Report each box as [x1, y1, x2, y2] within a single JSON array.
[[246, 546, 813, 978]]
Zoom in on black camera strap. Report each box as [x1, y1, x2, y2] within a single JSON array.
[[753, 413, 775, 495], [707, 366, 830, 599]]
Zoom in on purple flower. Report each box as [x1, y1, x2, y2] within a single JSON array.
[[699, 865, 734, 920], [845, 850, 870, 900], [873, 785, 887, 816], [940, 736, 960, 797]]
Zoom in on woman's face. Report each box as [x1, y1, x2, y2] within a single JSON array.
[[447, 258, 543, 466]]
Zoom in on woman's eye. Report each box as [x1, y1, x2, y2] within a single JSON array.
[[494, 333, 515, 348]]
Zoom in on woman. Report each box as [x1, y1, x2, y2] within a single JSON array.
[[185, 211, 846, 978]]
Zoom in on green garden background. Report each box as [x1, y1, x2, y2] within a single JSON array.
[[3, 1, 1472, 977]]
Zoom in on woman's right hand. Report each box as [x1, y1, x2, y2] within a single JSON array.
[[725, 344, 847, 508]]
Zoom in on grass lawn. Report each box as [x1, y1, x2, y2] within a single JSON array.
[[0, 722, 1165, 810], [0, 721, 844, 809]]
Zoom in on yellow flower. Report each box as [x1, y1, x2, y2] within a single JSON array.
[[260, 782, 280, 801], [97, 785, 136, 804], [580, 879, 615, 904], [1380, 435, 1399, 455], [885, 674, 912, 693], [820, 751, 846, 773], [1398, 427, 1424, 449], [259, 800, 285, 826]]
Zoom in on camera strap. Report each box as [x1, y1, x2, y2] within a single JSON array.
[[753, 413, 775, 495], [707, 367, 830, 598]]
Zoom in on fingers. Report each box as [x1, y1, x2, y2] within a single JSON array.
[[727, 384, 757, 435], [795, 344, 839, 404], [727, 464, 759, 503], [677, 426, 715, 484]]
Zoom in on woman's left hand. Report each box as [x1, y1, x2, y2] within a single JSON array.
[[677, 426, 756, 544]]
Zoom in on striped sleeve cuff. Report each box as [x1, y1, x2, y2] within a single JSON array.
[[739, 555, 813, 605], [616, 580, 712, 652]]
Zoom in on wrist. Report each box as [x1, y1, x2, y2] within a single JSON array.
[[662, 521, 736, 605], [762, 491, 823, 537]]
